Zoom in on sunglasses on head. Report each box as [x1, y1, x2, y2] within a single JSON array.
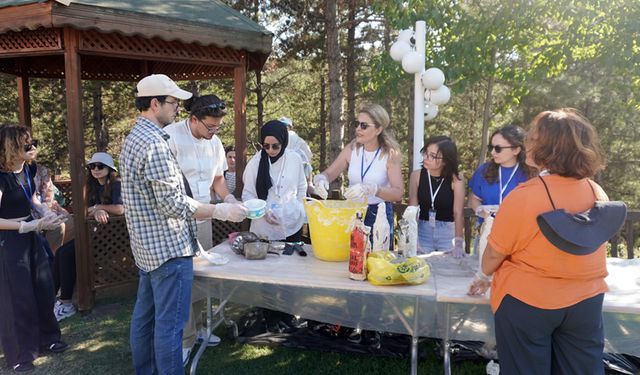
[[488, 144, 518, 153], [353, 120, 375, 130], [205, 102, 226, 112], [87, 163, 106, 171], [23, 140, 38, 152], [262, 143, 281, 151]]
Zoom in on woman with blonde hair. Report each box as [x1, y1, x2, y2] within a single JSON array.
[[468, 109, 610, 374], [313, 103, 403, 239], [0, 125, 68, 372]]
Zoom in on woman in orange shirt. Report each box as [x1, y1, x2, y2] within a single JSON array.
[[468, 108, 609, 375]]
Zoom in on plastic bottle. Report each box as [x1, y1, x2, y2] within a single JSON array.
[[402, 205, 419, 257], [486, 360, 500, 375]]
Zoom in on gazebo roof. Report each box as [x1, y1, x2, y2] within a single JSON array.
[[0, 0, 273, 80]]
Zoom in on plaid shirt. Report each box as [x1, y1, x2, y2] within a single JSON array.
[[120, 116, 199, 272]]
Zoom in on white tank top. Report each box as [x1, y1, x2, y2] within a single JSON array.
[[347, 145, 389, 205]]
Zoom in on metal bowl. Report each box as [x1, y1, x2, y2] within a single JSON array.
[[243, 242, 270, 260]]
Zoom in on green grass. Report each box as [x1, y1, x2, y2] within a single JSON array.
[[0, 294, 486, 375]]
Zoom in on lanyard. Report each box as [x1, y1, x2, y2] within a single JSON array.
[[13, 164, 33, 205], [269, 153, 287, 197], [427, 169, 444, 210], [498, 164, 519, 204], [360, 146, 381, 182]]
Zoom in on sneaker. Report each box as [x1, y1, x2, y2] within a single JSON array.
[[347, 328, 362, 344], [182, 347, 191, 367], [196, 331, 221, 347], [42, 341, 69, 353], [54, 302, 76, 321], [13, 362, 34, 373]]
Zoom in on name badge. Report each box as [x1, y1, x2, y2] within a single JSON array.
[[429, 210, 436, 228]]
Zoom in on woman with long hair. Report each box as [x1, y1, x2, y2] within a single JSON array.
[[224, 145, 236, 196], [52, 152, 124, 322], [409, 136, 465, 256], [313, 103, 403, 242], [468, 109, 609, 374], [0, 125, 68, 372]]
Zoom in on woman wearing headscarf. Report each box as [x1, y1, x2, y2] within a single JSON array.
[[242, 120, 307, 241]]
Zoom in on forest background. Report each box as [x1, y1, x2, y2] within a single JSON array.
[[0, 0, 638, 207]]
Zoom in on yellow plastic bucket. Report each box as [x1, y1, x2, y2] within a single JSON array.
[[304, 199, 368, 261]]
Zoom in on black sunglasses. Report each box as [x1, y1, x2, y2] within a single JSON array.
[[205, 102, 226, 112], [488, 144, 518, 153], [262, 143, 281, 151], [87, 163, 106, 171], [23, 140, 38, 152], [353, 120, 373, 130]]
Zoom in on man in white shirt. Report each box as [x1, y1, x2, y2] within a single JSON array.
[[164, 94, 238, 365]]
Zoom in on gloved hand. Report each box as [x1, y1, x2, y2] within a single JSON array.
[[264, 209, 281, 225], [18, 212, 63, 233], [450, 236, 465, 258], [467, 270, 492, 296], [312, 174, 329, 200], [223, 194, 239, 204], [344, 183, 377, 201], [211, 203, 247, 222], [474, 205, 499, 218], [32, 203, 51, 219]]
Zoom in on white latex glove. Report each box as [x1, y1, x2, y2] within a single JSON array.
[[223, 194, 239, 204], [18, 212, 63, 233], [264, 209, 281, 225], [344, 183, 377, 201], [450, 236, 465, 258], [467, 270, 492, 296], [474, 205, 499, 218], [212, 203, 247, 222], [312, 174, 329, 200]]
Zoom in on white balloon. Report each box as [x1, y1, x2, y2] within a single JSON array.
[[390, 41, 411, 62], [424, 103, 439, 121], [398, 29, 414, 43], [421, 68, 445, 90], [426, 85, 451, 105], [401, 51, 424, 74]]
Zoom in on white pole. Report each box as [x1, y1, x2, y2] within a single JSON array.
[[413, 21, 426, 171]]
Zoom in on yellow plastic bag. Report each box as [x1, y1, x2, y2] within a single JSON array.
[[366, 251, 431, 286]]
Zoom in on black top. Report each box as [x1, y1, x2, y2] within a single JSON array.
[[88, 180, 123, 206], [0, 163, 37, 219], [417, 167, 454, 222]]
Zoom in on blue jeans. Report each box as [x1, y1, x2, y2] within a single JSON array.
[[417, 219, 454, 253], [130, 257, 193, 375]]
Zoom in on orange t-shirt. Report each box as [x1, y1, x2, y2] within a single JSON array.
[[488, 175, 609, 312]]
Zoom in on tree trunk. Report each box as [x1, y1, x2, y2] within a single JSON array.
[[345, 0, 357, 141], [255, 70, 264, 128], [477, 48, 496, 168], [320, 74, 327, 171], [91, 81, 108, 151], [187, 80, 199, 97], [325, 0, 344, 190]]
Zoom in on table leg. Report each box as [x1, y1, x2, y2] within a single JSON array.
[[410, 335, 419, 375], [189, 292, 232, 374], [443, 302, 451, 375]]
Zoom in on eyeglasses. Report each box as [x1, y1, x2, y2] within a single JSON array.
[[162, 99, 179, 108], [353, 120, 374, 130], [262, 143, 281, 151], [24, 140, 38, 152], [488, 144, 518, 153], [87, 163, 106, 171], [197, 118, 222, 131], [422, 152, 443, 161], [204, 102, 226, 112]]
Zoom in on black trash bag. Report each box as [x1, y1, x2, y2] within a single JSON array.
[[434, 340, 498, 363], [603, 353, 640, 374], [232, 308, 427, 359]]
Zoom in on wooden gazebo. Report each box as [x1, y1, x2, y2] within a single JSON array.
[[0, 0, 272, 310]]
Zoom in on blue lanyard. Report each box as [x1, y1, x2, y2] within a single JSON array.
[[360, 147, 381, 182], [13, 164, 33, 204]]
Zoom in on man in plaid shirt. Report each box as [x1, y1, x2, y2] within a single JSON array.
[[121, 74, 246, 375]]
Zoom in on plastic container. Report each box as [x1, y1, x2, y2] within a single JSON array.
[[304, 199, 368, 261], [244, 199, 266, 219]]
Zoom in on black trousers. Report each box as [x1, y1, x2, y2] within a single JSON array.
[[495, 293, 605, 375], [0, 230, 61, 367], [53, 239, 76, 300]]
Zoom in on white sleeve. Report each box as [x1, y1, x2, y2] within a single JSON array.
[[212, 137, 227, 177], [241, 155, 260, 201]]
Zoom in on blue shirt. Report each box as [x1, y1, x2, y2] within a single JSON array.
[[469, 162, 529, 223], [120, 116, 200, 272]]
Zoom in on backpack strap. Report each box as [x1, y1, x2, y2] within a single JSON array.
[[538, 176, 556, 210]]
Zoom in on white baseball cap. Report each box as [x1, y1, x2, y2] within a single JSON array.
[[136, 74, 192, 100]]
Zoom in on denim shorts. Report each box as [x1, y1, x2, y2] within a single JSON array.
[[417, 219, 455, 253]]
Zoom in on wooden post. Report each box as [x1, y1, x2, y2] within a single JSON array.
[[233, 56, 247, 197], [63, 27, 93, 310], [16, 75, 32, 128]]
